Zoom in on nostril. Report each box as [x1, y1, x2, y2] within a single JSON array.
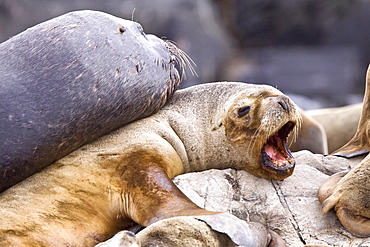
[[276, 96, 289, 112], [278, 101, 287, 111]]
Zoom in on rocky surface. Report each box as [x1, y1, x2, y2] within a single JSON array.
[[174, 151, 369, 246], [96, 151, 370, 246]]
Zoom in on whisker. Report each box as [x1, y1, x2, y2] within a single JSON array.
[[131, 8, 136, 22], [289, 113, 302, 147], [248, 125, 263, 154], [164, 40, 198, 81]]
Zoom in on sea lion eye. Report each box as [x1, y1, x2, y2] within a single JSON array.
[[238, 106, 251, 118]]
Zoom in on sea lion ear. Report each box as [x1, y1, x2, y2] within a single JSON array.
[[217, 117, 223, 127], [211, 117, 224, 131]]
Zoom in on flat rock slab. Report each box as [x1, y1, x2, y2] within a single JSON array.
[[173, 150, 370, 246]]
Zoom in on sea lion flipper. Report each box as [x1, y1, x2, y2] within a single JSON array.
[[119, 149, 216, 227], [332, 65, 370, 158], [333, 149, 369, 158], [332, 139, 369, 158], [318, 171, 348, 213], [318, 156, 370, 237], [321, 193, 340, 214], [194, 213, 257, 247], [336, 207, 370, 237], [194, 213, 284, 247], [123, 149, 282, 245]]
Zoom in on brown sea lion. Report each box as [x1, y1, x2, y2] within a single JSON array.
[[0, 82, 301, 246], [318, 65, 370, 237], [0, 10, 190, 192], [290, 108, 328, 154], [306, 103, 362, 154]]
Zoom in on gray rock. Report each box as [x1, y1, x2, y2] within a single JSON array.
[[173, 150, 369, 246]]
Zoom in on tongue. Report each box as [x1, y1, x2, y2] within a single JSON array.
[[264, 145, 286, 166]]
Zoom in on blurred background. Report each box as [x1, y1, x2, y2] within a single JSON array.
[[0, 0, 369, 109]]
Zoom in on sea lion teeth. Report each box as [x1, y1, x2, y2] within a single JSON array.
[[261, 121, 295, 176]]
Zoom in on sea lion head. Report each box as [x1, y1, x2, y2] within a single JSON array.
[[223, 85, 301, 180], [112, 16, 195, 107]]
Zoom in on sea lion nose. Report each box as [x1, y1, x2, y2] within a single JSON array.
[[276, 95, 290, 113]]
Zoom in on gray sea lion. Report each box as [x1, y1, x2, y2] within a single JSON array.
[[0, 82, 301, 246], [0, 10, 189, 192], [318, 65, 370, 237]]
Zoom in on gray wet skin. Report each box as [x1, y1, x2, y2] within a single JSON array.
[[0, 10, 181, 192]]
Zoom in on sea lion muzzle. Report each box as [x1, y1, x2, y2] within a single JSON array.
[[261, 121, 296, 179]]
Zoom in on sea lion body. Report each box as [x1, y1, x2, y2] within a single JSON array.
[[305, 103, 362, 154], [290, 108, 328, 154], [319, 66, 370, 237], [291, 103, 363, 155], [0, 82, 301, 246], [0, 10, 182, 192]]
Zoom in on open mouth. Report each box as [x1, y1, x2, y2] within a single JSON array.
[[261, 121, 296, 179]]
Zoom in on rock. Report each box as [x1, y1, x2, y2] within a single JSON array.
[[173, 150, 370, 246]]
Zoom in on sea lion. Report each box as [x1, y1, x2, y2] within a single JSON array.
[[318, 65, 370, 237], [305, 103, 362, 154], [0, 82, 301, 246], [290, 108, 328, 154], [0, 10, 190, 192]]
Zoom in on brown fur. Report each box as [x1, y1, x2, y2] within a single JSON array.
[[305, 104, 362, 154], [290, 108, 328, 154], [318, 65, 370, 237]]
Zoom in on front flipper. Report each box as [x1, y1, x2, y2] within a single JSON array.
[[333, 65, 370, 158], [318, 157, 370, 237], [195, 213, 285, 247], [333, 142, 369, 158], [118, 147, 283, 246]]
